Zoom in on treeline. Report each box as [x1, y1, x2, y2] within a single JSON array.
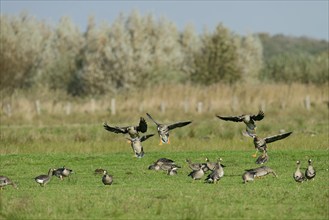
[[1, 11, 328, 96]]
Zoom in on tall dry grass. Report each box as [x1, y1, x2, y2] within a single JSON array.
[[1, 83, 328, 125]]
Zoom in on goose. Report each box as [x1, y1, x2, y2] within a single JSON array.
[[148, 158, 176, 171], [146, 113, 192, 145], [102, 170, 113, 185], [126, 134, 155, 158], [248, 131, 292, 157], [53, 166, 73, 180], [305, 159, 316, 180], [188, 164, 205, 181], [293, 160, 306, 183], [242, 171, 257, 183], [35, 168, 54, 186], [205, 161, 224, 184], [103, 117, 147, 138], [186, 159, 204, 171], [216, 110, 264, 135], [255, 150, 269, 164], [205, 157, 226, 171], [245, 166, 277, 178], [167, 166, 179, 176], [94, 168, 106, 175], [0, 176, 18, 189]]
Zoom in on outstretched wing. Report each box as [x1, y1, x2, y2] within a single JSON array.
[[216, 115, 243, 122], [264, 131, 293, 143], [137, 117, 147, 133], [146, 113, 160, 126], [168, 121, 192, 130], [140, 134, 155, 142], [103, 122, 127, 134], [251, 110, 265, 121]]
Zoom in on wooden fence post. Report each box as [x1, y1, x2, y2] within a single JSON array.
[[35, 100, 41, 115], [160, 102, 166, 113], [197, 102, 203, 114], [65, 102, 71, 115], [5, 103, 12, 117], [111, 98, 116, 115], [304, 95, 311, 111]]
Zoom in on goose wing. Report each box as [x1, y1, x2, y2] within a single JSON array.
[[216, 115, 243, 122], [136, 117, 147, 133], [140, 134, 155, 142], [250, 110, 265, 121], [168, 121, 192, 130], [146, 113, 160, 126], [264, 131, 293, 143], [103, 122, 127, 134]]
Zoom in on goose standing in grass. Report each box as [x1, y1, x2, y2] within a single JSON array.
[[126, 134, 155, 158], [146, 113, 192, 145], [53, 166, 73, 180], [255, 150, 269, 164], [248, 131, 293, 157], [205, 157, 226, 171], [205, 161, 224, 184], [186, 159, 204, 171], [102, 170, 113, 185], [103, 117, 148, 139], [293, 160, 306, 183], [216, 110, 265, 135], [35, 168, 54, 187], [305, 159, 316, 180], [0, 176, 18, 190], [188, 164, 205, 181]]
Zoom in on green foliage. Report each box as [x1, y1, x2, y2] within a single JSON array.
[[0, 11, 327, 96], [191, 24, 242, 84]]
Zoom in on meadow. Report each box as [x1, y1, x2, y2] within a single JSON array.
[[0, 83, 328, 219]]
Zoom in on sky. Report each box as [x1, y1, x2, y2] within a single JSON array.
[[1, 1, 328, 40]]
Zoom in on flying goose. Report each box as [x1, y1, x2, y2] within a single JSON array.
[[35, 168, 54, 187], [53, 166, 73, 180], [0, 176, 18, 189], [293, 160, 306, 183], [102, 170, 113, 185], [305, 159, 316, 180], [248, 131, 292, 157], [216, 110, 264, 135], [146, 113, 192, 145], [126, 134, 155, 158], [103, 117, 147, 138]]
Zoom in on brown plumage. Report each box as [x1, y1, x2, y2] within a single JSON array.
[[103, 117, 147, 138], [146, 113, 192, 145], [216, 110, 264, 135]]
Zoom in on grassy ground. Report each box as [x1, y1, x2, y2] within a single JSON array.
[[0, 83, 328, 219], [0, 150, 328, 219]]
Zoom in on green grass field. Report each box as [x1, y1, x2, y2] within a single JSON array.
[[0, 108, 328, 219]]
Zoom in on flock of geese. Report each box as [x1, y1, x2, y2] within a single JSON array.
[[0, 111, 316, 189]]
